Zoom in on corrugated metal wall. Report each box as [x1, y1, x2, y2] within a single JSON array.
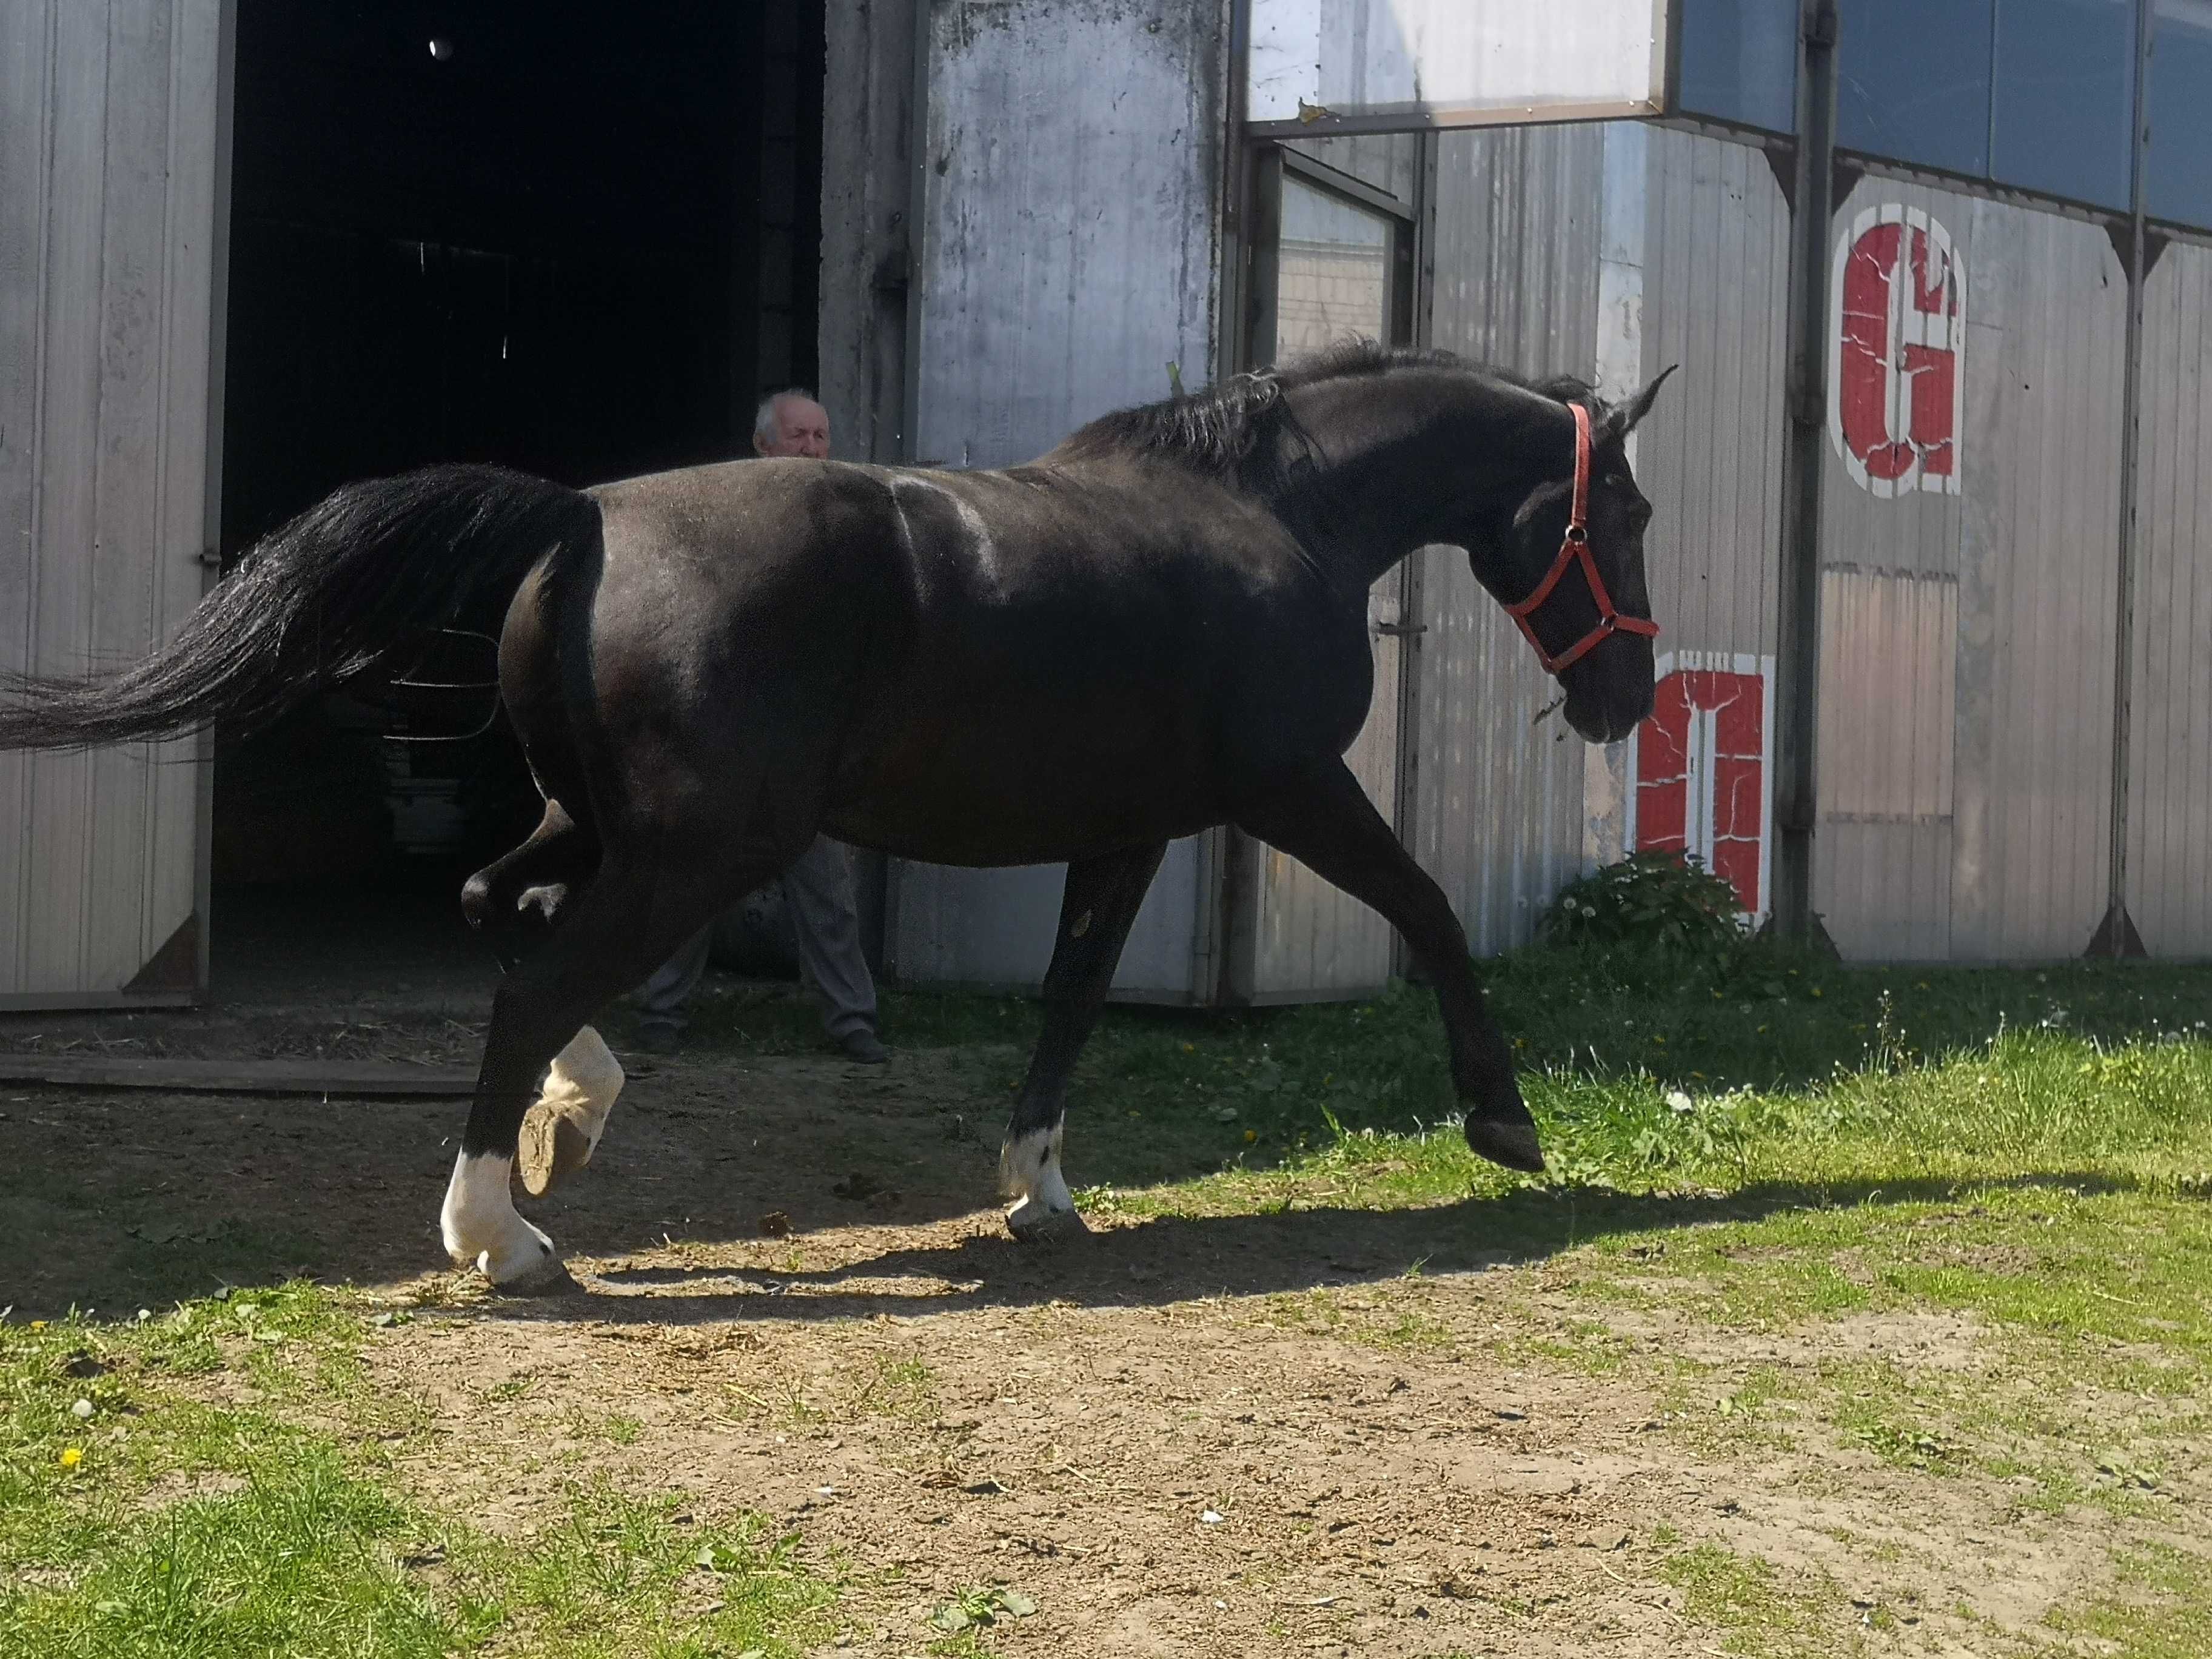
[[1633, 130, 1789, 668], [1622, 127, 1790, 922], [1236, 583, 1403, 1003], [1814, 180, 2124, 960], [882, 0, 1225, 997], [0, 0, 226, 1007], [2126, 236, 2212, 956], [1412, 121, 1604, 954], [1235, 138, 1419, 1002]]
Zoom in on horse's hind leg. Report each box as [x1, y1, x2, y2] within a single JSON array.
[[1000, 842, 1169, 1241], [440, 856, 745, 1289], [461, 797, 598, 969], [1234, 759, 1544, 1173], [460, 800, 621, 1196]]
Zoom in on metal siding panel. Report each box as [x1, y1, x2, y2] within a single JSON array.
[[1817, 179, 2120, 960], [24, 0, 110, 994], [152, 0, 223, 978], [889, 837, 1204, 997], [2131, 241, 2212, 954], [1415, 122, 1601, 955], [0, 0, 55, 995], [1815, 567, 1956, 959], [1247, 605, 1398, 997], [1250, 0, 1670, 128], [1618, 129, 1787, 921], [85, 0, 170, 989], [914, 2, 1221, 471], [1948, 204, 2014, 959], [0, 0, 218, 1002], [888, 0, 1223, 997], [1634, 131, 1786, 655]]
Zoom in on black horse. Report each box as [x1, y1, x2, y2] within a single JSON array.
[[0, 343, 1670, 1290]]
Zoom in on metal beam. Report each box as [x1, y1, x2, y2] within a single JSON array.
[[2087, 0, 2155, 960], [1768, 0, 1838, 945]]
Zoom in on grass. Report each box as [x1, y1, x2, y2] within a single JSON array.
[[0, 1290, 846, 1659], [2046, 1542, 2212, 1659], [11, 946, 2212, 1656], [1659, 1541, 1865, 1657]]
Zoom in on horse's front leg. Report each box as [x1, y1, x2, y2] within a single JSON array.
[[1233, 760, 1544, 1174], [1001, 841, 1170, 1240]]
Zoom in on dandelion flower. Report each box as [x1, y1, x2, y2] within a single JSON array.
[[1244, 1129, 1258, 1144], [28, 1321, 45, 1332], [58, 1447, 82, 1470]]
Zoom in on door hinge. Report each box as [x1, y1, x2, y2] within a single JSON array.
[[1373, 621, 1427, 637]]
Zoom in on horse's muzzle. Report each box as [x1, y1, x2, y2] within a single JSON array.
[[1562, 643, 1656, 745]]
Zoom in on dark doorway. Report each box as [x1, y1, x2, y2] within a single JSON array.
[[211, 0, 825, 989]]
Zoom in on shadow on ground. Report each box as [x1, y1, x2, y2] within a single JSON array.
[[0, 1028, 2152, 1321]]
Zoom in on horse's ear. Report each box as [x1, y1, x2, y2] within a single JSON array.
[[1600, 364, 1678, 444]]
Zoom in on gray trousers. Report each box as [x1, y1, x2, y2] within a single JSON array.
[[634, 836, 877, 1040]]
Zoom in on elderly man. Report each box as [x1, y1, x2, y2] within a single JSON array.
[[630, 389, 886, 1063]]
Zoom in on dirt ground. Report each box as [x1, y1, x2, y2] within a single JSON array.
[[5, 1007, 2185, 1658]]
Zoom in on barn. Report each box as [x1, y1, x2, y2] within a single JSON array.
[[3, 0, 2207, 1016]]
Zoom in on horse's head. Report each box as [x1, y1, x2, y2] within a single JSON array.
[[1469, 369, 1674, 745]]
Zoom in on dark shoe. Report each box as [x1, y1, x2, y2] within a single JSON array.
[[632, 1022, 684, 1056], [837, 1028, 889, 1064]]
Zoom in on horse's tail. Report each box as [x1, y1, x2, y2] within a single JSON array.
[[0, 464, 597, 751]]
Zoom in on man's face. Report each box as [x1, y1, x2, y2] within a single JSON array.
[[757, 396, 830, 459]]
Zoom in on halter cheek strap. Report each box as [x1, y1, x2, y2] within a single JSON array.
[[1504, 401, 1660, 676]]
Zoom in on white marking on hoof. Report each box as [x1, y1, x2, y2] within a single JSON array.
[[1000, 1124, 1081, 1241], [516, 1026, 624, 1198], [439, 1150, 561, 1285]]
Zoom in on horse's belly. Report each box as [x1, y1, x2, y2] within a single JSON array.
[[823, 710, 1221, 866]]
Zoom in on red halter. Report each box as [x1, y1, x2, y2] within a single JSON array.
[[1504, 402, 1660, 676]]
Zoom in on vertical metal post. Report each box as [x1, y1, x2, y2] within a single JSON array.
[[1196, 0, 1256, 1007], [900, 0, 933, 466], [1769, 0, 1839, 944], [2087, 0, 2154, 959]]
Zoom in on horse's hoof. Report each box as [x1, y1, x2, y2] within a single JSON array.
[[485, 1255, 583, 1298], [1007, 1201, 1089, 1244], [1464, 1114, 1546, 1174], [517, 1106, 594, 1199]]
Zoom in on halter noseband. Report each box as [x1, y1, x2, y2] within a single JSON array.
[[1504, 402, 1660, 676]]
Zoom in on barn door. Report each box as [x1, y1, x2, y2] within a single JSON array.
[[879, 0, 1226, 999], [1228, 146, 1418, 1004], [0, 0, 230, 1007]]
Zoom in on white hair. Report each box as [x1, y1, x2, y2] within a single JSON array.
[[754, 387, 820, 448]]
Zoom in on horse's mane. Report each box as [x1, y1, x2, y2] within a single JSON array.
[[1053, 340, 1594, 477]]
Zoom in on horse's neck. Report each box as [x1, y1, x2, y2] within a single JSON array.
[[1270, 374, 1562, 592]]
